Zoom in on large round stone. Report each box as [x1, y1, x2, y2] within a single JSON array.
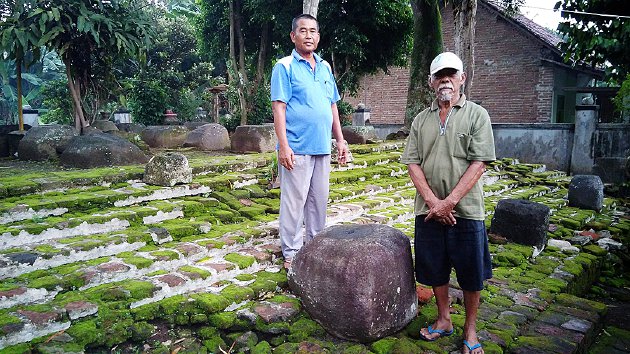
[[143, 152, 192, 186], [287, 224, 417, 343], [18, 125, 78, 161], [183, 123, 230, 150], [59, 132, 149, 168]]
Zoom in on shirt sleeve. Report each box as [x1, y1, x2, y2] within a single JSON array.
[[467, 109, 496, 162], [400, 114, 422, 165], [271, 63, 291, 103]]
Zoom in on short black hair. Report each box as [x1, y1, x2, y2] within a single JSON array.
[[292, 14, 319, 32]]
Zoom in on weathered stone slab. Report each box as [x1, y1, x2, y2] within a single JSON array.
[[59, 132, 149, 168], [568, 175, 604, 211], [141, 125, 189, 148], [116, 123, 146, 133], [143, 152, 192, 187], [183, 123, 230, 151], [490, 199, 550, 249], [342, 125, 378, 144], [92, 120, 119, 132], [18, 125, 78, 161], [288, 224, 417, 342], [231, 125, 276, 153]]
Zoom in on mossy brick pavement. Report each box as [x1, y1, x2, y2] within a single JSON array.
[[0, 143, 628, 353]]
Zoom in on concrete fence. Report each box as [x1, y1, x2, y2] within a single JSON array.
[[492, 105, 629, 183], [374, 104, 629, 183]]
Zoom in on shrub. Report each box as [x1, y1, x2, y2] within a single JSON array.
[[40, 79, 73, 125], [129, 78, 168, 126]]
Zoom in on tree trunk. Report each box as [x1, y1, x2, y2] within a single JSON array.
[[303, 0, 319, 16], [255, 22, 270, 93], [64, 59, 89, 132], [229, 0, 247, 126], [406, 0, 443, 127], [16, 59, 24, 131], [453, 0, 476, 98]]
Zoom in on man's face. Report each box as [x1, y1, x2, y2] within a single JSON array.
[[429, 68, 466, 102], [291, 18, 319, 55]]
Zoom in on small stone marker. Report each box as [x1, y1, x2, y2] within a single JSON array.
[[143, 152, 192, 186], [490, 199, 550, 249], [288, 224, 417, 343], [568, 175, 604, 211]]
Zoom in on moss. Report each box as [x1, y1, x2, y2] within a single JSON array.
[[120, 256, 153, 269], [0, 311, 21, 334], [288, 318, 326, 342], [371, 337, 398, 354], [28, 275, 63, 291], [236, 273, 255, 281], [192, 293, 231, 314], [208, 311, 237, 329], [0, 343, 33, 354], [251, 341, 273, 354], [179, 265, 212, 279], [66, 319, 104, 347], [131, 302, 160, 321], [221, 284, 255, 303], [224, 253, 256, 269], [150, 250, 180, 261], [129, 321, 155, 341]]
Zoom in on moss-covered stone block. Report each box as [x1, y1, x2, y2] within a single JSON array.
[[371, 337, 397, 354], [208, 311, 237, 329], [251, 340, 273, 354], [224, 253, 256, 269], [192, 293, 230, 314], [179, 265, 211, 279], [220, 284, 255, 303], [288, 318, 326, 342]]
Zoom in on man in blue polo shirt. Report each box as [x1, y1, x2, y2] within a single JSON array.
[[271, 14, 348, 270]]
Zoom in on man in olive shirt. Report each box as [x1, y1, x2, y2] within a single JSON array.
[[401, 52, 495, 354]]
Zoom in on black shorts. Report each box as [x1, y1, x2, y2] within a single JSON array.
[[414, 216, 492, 291]]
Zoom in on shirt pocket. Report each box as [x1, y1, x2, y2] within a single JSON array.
[[453, 132, 472, 159]]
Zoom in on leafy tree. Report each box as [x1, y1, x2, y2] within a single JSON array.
[[555, 0, 630, 82], [318, 0, 413, 96], [26, 0, 156, 132], [0, 0, 41, 130], [197, 0, 412, 126]]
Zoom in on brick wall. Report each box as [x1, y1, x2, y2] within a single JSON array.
[[345, 3, 556, 124], [343, 67, 410, 125]]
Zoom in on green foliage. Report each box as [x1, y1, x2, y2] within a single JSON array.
[[613, 73, 630, 115], [129, 78, 168, 126], [40, 79, 73, 125], [318, 0, 413, 95], [556, 0, 630, 82], [337, 100, 355, 126]]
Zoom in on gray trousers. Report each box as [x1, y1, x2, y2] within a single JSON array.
[[279, 154, 331, 259]]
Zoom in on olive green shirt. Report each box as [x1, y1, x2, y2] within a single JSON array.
[[400, 94, 496, 220]]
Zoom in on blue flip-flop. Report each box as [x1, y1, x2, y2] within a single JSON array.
[[463, 340, 483, 353], [419, 324, 454, 341]]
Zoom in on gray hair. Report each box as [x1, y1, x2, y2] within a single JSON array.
[[292, 14, 319, 32]]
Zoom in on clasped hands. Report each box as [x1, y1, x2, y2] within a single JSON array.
[[425, 197, 457, 226]]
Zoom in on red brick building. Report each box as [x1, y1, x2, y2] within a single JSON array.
[[344, 0, 602, 125]]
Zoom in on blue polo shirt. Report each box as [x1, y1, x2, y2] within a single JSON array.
[[271, 49, 340, 155]]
